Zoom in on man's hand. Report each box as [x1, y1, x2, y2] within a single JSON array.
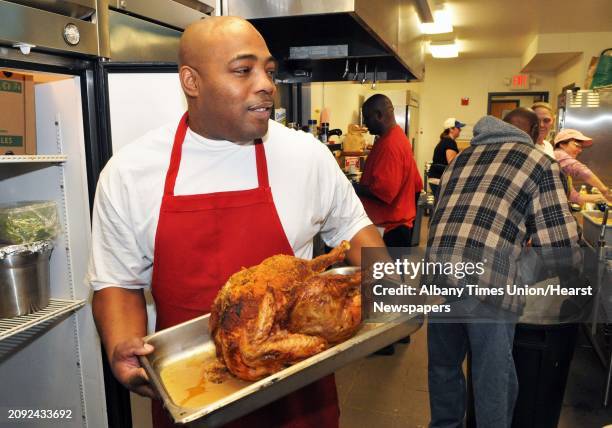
[[111, 337, 158, 399], [92, 287, 155, 397]]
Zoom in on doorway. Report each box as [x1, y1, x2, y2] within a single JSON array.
[[490, 99, 520, 119], [487, 91, 549, 118]]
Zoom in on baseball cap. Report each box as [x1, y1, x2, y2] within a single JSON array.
[[443, 118, 466, 129], [553, 128, 593, 147]]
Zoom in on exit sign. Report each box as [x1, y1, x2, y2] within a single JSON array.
[[511, 74, 530, 90]]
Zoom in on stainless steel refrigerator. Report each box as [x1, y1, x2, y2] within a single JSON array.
[[558, 88, 612, 188]]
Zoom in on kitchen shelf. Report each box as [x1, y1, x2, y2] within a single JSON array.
[[0, 298, 86, 360], [0, 154, 67, 163]]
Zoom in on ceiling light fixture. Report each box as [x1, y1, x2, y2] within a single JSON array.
[[420, 5, 453, 34], [429, 40, 459, 58]]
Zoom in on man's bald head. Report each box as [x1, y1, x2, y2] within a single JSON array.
[[179, 17, 265, 69], [363, 94, 393, 117], [362, 94, 396, 136], [503, 107, 539, 143]]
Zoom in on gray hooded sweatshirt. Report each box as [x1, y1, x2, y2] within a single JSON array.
[[471, 115, 534, 147]]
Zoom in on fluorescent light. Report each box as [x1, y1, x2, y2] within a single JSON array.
[[429, 41, 459, 58], [421, 7, 453, 34]]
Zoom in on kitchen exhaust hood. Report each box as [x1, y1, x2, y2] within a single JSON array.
[[222, 0, 426, 82]]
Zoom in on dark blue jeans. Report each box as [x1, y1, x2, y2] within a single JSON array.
[[428, 314, 518, 428]]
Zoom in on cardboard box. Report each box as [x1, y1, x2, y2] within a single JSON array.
[[0, 71, 36, 155]]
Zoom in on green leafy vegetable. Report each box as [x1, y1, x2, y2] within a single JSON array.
[[0, 201, 61, 245]]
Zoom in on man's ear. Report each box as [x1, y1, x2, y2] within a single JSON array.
[[530, 123, 540, 142], [179, 65, 199, 98]]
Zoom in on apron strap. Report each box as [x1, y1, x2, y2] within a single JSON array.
[[164, 112, 189, 196], [255, 139, 270, 188]]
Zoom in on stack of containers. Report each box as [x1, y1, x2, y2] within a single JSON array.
[[0, 201, 60, 318]]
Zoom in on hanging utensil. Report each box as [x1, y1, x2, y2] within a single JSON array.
[[354, 60, 359, 81], [342, 59, 349, 79], [371, 63, 377, 89], [361, 62, 368, 84]]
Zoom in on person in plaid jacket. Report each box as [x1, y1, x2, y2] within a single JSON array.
[[426, 109, 579, 428]]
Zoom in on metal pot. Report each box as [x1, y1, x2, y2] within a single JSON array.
[[0, 241, 53, 318]]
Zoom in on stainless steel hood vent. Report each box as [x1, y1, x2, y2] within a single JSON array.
[[222, 0, 425, 82]]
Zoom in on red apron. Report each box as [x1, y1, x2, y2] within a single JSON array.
[[150, 113, 339, 428]]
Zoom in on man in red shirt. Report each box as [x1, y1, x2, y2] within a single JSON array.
[[354, 94, 423, 247]]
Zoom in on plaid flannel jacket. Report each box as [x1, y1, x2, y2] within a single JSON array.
[[427, 141, 580, 313]]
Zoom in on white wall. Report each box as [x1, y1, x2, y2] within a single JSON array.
[[416, 57, 556, 168]]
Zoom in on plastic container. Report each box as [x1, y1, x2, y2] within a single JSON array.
[[579, 185, 588, 210], [273, 107, 286, 125], [0, 201, 60, 245], [319, 122, 329, 143], [308, 119, 318, 138]]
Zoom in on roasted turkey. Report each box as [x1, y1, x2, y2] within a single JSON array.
[[209, 241, 361, 381]]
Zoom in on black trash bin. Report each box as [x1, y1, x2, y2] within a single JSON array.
[[466, 323, 578, 428], [511, 322, 579, 428]]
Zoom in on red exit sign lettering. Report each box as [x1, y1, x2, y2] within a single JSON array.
[[511, 74, 530, 90]]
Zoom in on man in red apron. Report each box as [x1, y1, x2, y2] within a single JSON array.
[[91, 16, 384, 427]]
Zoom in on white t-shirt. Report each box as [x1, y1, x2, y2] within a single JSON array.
[[88, 120, 371, 291], [536, 139, 555, 159]]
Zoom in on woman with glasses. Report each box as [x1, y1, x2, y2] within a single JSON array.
[[554, 128, 611, 204], [531, 101, 556, 158]]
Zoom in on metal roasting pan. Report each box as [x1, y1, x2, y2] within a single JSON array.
[[140, 267, 423, 427]]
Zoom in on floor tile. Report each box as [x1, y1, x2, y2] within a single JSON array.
[[340, 406, 396, 428], [392, 415, 430, 428], [344, 376, 405, 414], [404, 365, 429, 392], [396, 389, 430, 419]]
